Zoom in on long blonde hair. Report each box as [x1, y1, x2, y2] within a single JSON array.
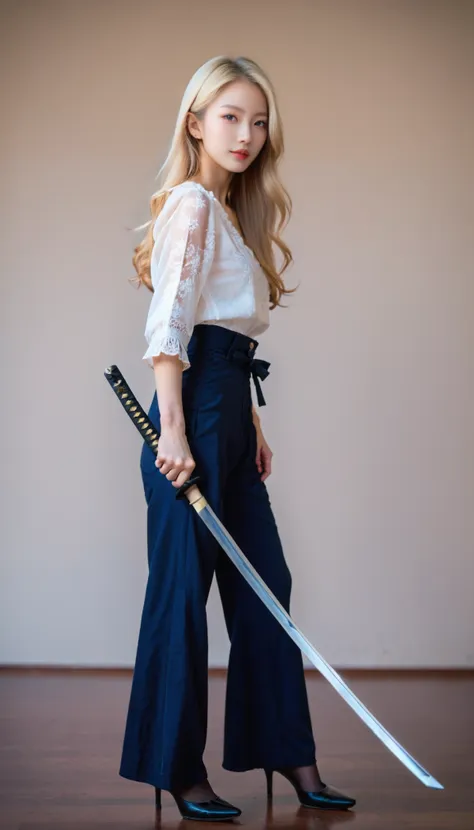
[[130, 55, 297, 309]]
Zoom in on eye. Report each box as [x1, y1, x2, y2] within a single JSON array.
[[223, 113, 268, 128]]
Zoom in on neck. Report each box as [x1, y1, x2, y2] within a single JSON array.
[[192, 156, 234, 207]]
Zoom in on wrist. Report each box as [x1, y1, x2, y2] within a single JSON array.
[[251, 405, 261, 428], [160, 410, 185, 431]]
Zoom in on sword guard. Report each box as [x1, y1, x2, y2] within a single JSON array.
[[175, 475, 203, 500]]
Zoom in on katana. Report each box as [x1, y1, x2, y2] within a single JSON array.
[[104, 364, 443, 791]]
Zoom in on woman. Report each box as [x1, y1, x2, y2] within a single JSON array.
[[120, 55, 356, 821]]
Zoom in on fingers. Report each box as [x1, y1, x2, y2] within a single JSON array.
[[256, 444, 273, 481], [167, 457, 195, 485], [156, 453, 196, 488], [165, 456, 184, 479], [172, 467, 195, 489], [156, 456, 174, 475]]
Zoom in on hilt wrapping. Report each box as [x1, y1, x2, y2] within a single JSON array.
[[104, 364, 202, 500]]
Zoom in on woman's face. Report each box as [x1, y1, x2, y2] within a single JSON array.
[[190, 79, 269, 173]]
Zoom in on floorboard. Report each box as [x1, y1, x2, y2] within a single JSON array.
[[1, 669, 473, 830]]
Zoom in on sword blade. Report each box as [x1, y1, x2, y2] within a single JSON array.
[[191, 496, 443, 791], [104, 364, 443, 791]]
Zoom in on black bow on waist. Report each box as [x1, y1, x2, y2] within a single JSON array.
[[250, 357, 271, 406]]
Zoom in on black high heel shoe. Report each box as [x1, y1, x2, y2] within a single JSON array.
[[264, 768, 356, 811], [155, 785, 242, 821]]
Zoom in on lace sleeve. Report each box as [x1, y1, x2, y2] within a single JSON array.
[[142, 185, 216, 370]]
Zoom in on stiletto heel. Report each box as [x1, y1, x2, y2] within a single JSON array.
[[265, 768, 356, 811], [154, 787, 161, 809]]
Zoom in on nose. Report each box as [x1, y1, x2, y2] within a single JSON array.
[[237, 121, 252, 143]]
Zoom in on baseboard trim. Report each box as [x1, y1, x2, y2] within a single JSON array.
[[0, 665, 473, 677]]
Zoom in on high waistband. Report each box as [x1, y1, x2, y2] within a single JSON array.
[[190, 324, 271, 406]]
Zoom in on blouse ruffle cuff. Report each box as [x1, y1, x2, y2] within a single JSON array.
[[143, 332, 190, 371]]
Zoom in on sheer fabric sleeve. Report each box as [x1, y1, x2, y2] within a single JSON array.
[[142, 185, 216, 370]]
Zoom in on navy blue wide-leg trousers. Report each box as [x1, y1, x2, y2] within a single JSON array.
[[119, 324, 316, 791]]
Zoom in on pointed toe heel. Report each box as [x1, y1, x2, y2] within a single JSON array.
[[296, 783, 356, 811], [171, 793, 241, 821], [264, 768, 356, 811], [153, 782, 241, 821]]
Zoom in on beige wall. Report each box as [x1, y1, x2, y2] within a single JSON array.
[[1, 0, 473, 668]]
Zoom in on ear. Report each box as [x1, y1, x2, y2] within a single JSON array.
[[187, 112, 202, 140]]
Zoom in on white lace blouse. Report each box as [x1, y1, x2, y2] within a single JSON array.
[[142, 181, 270, 370]]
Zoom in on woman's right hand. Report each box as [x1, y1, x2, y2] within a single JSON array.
[[155, 425, 196, 489]]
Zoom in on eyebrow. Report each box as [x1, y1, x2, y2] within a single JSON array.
[[219, 104, 268, 117]]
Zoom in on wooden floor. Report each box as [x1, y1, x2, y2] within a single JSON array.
[[1, 669, 473, 830]]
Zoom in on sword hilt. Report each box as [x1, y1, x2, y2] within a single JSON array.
[[104, 365, 203, 501]]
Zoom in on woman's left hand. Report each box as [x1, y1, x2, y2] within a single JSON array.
[[254, 420, 273, 482]]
